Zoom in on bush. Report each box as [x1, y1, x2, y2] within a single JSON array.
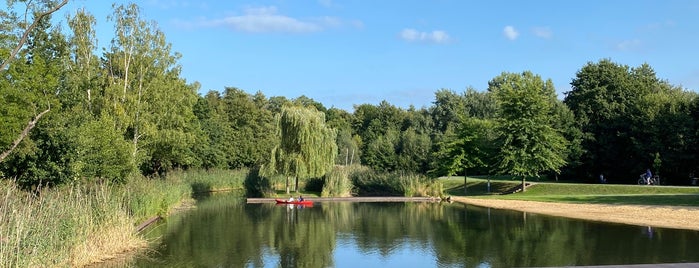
[[244, 168, 273, 197]]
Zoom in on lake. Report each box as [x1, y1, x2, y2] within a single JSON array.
[[123, 193, 699, 267]]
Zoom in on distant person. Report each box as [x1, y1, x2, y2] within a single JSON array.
[[298, 195, 304, 202], [288, 196, 295, 202], [645, 169, 652, 185], [599, 173, 606, 184]]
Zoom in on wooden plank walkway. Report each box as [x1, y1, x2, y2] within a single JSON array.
[[542, 264, 699, 268], [246, 196, 441, 203]]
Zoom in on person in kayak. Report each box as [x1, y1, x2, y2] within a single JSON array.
[[298, 195, 304, 202], [288, 196, 295, 202]]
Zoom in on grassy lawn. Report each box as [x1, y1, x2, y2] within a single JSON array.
[[441, 177, 699, 207]]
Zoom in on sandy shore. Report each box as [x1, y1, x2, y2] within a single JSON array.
[[450, 197, 699, 231]]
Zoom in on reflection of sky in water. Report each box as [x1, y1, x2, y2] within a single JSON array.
[[249, 247, 279, 268], [133, 199, 699, 267], [333, 234, 437, 268]]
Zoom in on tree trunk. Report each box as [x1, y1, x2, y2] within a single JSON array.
[[0, 0, 68, 71], [463, 170, 468, 194], [521, 176, 526, 192], [285, 176, 290, 194], [295, 177, 299, 193], [0, 108, 50, 163]]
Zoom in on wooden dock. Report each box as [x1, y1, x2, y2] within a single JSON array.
[[246, 196, 442, 203]]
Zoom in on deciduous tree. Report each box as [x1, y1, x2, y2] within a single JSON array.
[[265, 106, 337, 193], [489, 71, 567, 191], [0, 0, 67, 164]]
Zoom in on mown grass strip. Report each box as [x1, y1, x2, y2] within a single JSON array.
[[441, 177, 699, 207]]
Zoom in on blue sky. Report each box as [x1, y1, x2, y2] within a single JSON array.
[[57, 0, 699, 111]]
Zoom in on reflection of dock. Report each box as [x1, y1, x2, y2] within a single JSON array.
[[548, 264, 699, 268], [246, 197, 441, 203]]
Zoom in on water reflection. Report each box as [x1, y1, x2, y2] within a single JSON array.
[[123, 194, 699, 267]]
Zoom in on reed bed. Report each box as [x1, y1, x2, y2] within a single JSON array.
[[0, 181, 144, 267], [320, 165, 356, 197], [350, 167, 443, 197], [0, 168, 249, 267]]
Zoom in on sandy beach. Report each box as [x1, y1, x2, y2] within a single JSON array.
[[451, 197, 699, 231]]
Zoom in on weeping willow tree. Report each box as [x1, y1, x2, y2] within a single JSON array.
[[264, 106, 338, 194]]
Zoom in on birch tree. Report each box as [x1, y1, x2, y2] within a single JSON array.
[[105, 3, 197, 174]]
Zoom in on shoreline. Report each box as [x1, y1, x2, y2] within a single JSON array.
[[246, 196, 440, 203], [450, 197, 699, 231]]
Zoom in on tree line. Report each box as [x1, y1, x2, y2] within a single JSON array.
[[2, 2, 698, 189]]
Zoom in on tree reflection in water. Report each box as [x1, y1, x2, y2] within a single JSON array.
[[129, 194, 699, 267]]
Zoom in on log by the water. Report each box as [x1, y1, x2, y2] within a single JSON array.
[[136, 216, 162, 232]]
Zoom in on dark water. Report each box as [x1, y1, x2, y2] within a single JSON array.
[[130, 194, 699, 267]]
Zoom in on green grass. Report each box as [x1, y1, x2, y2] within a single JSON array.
[[0, 168, 252, 267], [442, 176, 699, 207]]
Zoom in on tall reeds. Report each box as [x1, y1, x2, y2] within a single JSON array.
[[349, 167, 443, 197], [0, 168, 249, 267], [0, 181, 144, 267], [320, 165, 357, 197]]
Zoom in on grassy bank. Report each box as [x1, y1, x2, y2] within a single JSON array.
[[443, 177, 699, 206], [0, 169, 249, 267]]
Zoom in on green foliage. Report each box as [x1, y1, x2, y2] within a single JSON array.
[[431, 88, 466, 133], [244, 168, 273, 197], [72, 115, 134, 182], [326, 107, 360, 165], [321, 165, 355, 197], [362, 127, 399, 171], [193, 89, 276, 169], [4, 0, 699, 193], [396, 127, 432, 173], [350, 167, 442, 197], [0, 180, 141, 267], [431, 117, 497, 177], [489, 71, 567, 186], [265, 106, 338, 193], [0, 168, 252, 267], [353, 101, 434, 173], [564, 59, 696, 183]]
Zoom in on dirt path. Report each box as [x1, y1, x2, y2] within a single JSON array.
[[451, 197, 699, 231]]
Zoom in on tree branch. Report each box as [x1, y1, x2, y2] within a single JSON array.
[[0, 108, 50, 163], [0, 0, 67, 163], [0, 0, 68, 71]]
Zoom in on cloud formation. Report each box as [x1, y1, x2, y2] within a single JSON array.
[[503, 26, 519, 40], [615, 39, 642, 51], [191, 6, 352, 33], [318, 0, 335, 8], [399, 28, 451, 44], [532, 26, 552, 39]]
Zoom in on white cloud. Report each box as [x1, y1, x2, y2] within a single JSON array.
[[194, 6, 352, 33], [146, 0, 209, 10], [615, 39, 642, 51], [532, 26, 552, 39], [318, 0, 335, 8], [503, 25, 519, 40], [399, 28, 451, 44]]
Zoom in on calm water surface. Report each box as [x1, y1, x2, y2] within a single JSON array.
[[127, 194, 699, 267]]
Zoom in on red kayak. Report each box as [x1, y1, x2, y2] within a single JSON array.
[[275, 199, 313, 205]]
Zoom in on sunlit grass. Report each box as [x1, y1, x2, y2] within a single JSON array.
[[0, 168, 251, 267], [0, 181, 145, 267], [442, 176, 699, 206]]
